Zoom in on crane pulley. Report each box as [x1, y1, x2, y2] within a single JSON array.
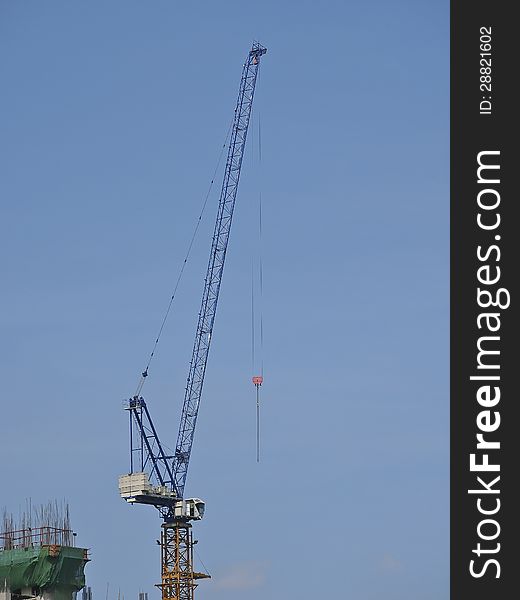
[[118, 41, 267, 600]]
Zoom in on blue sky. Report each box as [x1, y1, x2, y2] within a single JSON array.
[[0, 1, 448, 599]]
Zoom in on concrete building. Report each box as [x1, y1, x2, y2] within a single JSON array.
[[0, 504, 89, 600]]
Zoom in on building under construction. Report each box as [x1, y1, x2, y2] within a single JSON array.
[[0, 504, 89, 600]]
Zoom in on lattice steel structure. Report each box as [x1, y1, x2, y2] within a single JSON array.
[[158, 523, 209, 600], [120, 41, 267, 600], [172, 41, 267, 498], [125, 41, 267, 501]]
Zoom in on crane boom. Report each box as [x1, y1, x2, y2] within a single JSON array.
[[172, 41, 266, 497], [120, 42, 267, 506]]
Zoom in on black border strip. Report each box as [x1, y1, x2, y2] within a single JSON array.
[[451, 2, 517, 597]]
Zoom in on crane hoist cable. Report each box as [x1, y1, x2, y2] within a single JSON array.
[[133, 120, 234, 398], [251, 110, 265, 463]]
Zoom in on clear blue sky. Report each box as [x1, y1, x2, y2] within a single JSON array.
[[0, 2, 448, 599]]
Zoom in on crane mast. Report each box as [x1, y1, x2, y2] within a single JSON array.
[[119, 42, 267, 600]]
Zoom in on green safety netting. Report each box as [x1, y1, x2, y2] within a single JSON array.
[[0, 546, 86, 593]]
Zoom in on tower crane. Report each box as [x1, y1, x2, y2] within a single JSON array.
[[118, 41, 267, 600]]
